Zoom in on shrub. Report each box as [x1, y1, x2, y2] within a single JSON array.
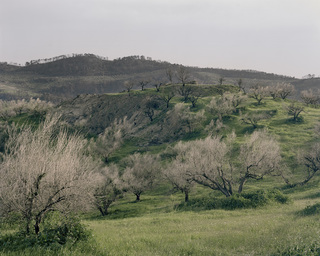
[[300, 203, 320, 216], [0, 215, 90, 252], [176, 189, 289, 211]]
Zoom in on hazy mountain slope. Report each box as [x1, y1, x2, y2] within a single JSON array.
[[0, 54, 317, 101]]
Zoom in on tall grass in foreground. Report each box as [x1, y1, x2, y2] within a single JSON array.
[[87, 200, 320, 256]]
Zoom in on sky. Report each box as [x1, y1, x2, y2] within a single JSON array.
[[0, 0, 319, 78]]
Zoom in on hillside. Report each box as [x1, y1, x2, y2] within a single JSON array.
[[1, 82, 320, 255], [1, 54, 313, 102]]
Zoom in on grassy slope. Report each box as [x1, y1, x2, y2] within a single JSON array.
[[1, 89, 320, 255]]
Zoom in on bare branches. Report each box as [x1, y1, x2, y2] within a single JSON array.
[[0, 115, 99, 234], [286, 103, 304, 122], [176, 66, 191, 86]]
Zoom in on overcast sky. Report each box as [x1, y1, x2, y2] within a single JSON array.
[[0, 0, 319, 78]]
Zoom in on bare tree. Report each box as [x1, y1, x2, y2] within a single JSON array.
[[170, 103, 205, 133], [160, 91, 175, 108], [277, 82, 295, 100], [166, 68, 174, 85], [153, 81, 163, 92], [207, 95, 235, 122], [249, 85, 268, 105], [296, 143, 320, 185], [173, 135, 235, 197], [237, 78, 246, 94], [218, 77, 225, 86], [176, 66, 191, 86], [0, 116, 99, 234], [237, 129, 282, 193], [121, 153, 160, 201], [88, 116, 135, 163], [189, 89, 202, 108], [124, 80, 135, 93], [240, 111, 270, 129], [286, 103, 304, 122], [94, 164, 123, 216], [139, 80, 150, 91], [170, 130, 281, 197], [145, 97, 160, 122], [177, 85, 193, 102], [164, 145, 195, 202], [300, 89, 320, 105]]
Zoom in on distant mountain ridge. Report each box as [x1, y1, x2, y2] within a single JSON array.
[[0, 53, 318, 101]]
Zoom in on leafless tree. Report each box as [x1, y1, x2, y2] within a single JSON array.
[[145, 97, 160, 122], [170, 103, 205, 133], [88, 116, 135, 163], [164, 144, 195, 202], [224, 93, 247, 111], [170, 130, 281, 197], [218, 77, 225, 86], [268, 83, 295, 100], [160, 91, 175, 108], [166, 68, 174, 84], [249, 85, 268, 105], [286, 102, 304, 122], [300, 89, 320, 105], [153, 81, 163, 92], [176, 66, 191, 86], [237, 129, 282, 193], [173, 135, 235, 197], [237, 78, 246, 94], [124, 80, 135, 93], [277, 82, 295, 100], [94, 164, 123, 216], [121, 153, 160, 201], [240, 111, 270, 129], [139, 80, 150, 91], [207, 95, 235, 122], [177, 85, 193, 102], [296, 143, 320, 185], [0, 116, 99, 234], [189, 90, 202, 108]]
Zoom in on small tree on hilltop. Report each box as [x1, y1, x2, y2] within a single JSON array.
[[176, 66, 191, 86]]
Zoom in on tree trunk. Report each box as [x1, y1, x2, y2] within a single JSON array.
[[238, 178, 247, 193], [135, 194, 141, 201], [184, 190, 189, 202]]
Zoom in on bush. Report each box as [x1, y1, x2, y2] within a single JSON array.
[[300, 203, 320, 216], [274, 241, 320, 256], [0, 215, 90, 252], [176, 189, 289, 211]]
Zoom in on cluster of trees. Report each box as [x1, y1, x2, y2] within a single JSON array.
[[0, 98, 54, 121]]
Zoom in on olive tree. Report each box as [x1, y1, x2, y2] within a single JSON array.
[[121, 153, 160, 201], [0, 116, 99, 234]]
